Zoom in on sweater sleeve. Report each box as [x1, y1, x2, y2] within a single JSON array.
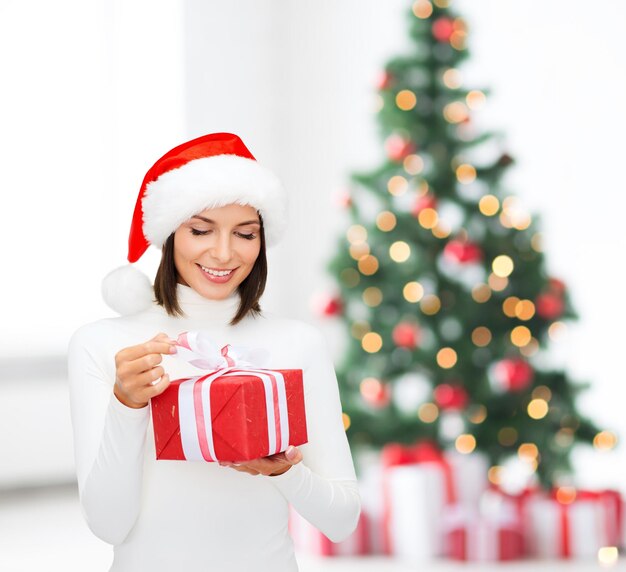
[[266, 326, 361, 542], [67, 324, 150, 545]]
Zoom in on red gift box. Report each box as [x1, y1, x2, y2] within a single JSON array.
[[150, 331, 308, 462]]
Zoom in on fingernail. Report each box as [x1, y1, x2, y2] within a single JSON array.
[[285, 446, 296, 460], [169, 346, 177, 354]]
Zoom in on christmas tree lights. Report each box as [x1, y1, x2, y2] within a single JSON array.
[[323, 0, 610, 487]]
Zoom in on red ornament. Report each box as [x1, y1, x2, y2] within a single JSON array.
[[332, 188, 352, 209], [411, 194, 438, 217], [443, 240, 483, 264], [392, 322, 422, 349], [432, 17, 455, 42], [434, 383, 468, 411], [536, 293, 564, 320], [548, 278, 566, 295], [493, 358, 534, 392], [385, 134, 416, 162], [321, 295, 343, 317], [360, 378, 391, 408], [376, 70, 393, 91]]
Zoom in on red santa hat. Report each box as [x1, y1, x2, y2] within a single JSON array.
[[102, 132, 288, 315]]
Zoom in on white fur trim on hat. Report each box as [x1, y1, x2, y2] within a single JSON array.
[[142, 154, 288, 247], [102, 264, 154, 315]]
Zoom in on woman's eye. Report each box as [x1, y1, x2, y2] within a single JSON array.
[[190, 228, 209, 236], [237, 232, 257, 240]]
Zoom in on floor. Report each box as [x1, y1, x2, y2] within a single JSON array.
[[1, 484, 625, 572]]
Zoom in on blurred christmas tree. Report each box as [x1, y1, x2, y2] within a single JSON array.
[[325, 0, 609, 487]]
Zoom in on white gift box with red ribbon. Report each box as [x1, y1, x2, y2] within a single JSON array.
[[442, 488, 525, 561], [524, 489, 622, 559], [380, 442, 489, 562]]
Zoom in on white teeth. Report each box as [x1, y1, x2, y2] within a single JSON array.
[[200, 265, 233, 277]]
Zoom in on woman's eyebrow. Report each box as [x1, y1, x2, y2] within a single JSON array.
[[191, 216, 261, 226]]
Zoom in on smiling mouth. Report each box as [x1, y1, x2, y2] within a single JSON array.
[[197, 264, 236, 276]]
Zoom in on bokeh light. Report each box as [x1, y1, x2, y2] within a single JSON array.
[[479, 194, 499, 216], [532, 385, 552, 401], [468, 404, 487, 424], [363, 286, 383, 307], [466, 90, 486, 109], [418, 207, 438, 228], [358, 254, 379, 275], [421, 294, 441, 315], [347, 224, 367, 244], [390, 241, 411, 262], [350, 321, 370, 340], [518, 442, 539, 461], [502, 296, 520, 318], [492, 255, 514, 277], [594, 431, 618, 450], [471, 326, 492, 347], [361, 332, 383, 353], [376, 210, 397, 232], [556, 486, 576, 505], [455, 434, 476, 454], [342, 412, 351, 430], [488, 273, 508, 291], [443, 101, 469, 123], [403, 154, 424, 175], [598, 546, 619, 567], [498, 427, 518, 446], [403, 281, 424, 303], [388, 175, 409, 196], [456, 163, 476, 184], [516, 299, 536, 321], [396, 90, 417, 111], [349, 242, 370, 260], [442, 68, 462, 89], [471, 283, 492, 303], [528, 398, 549, 419], [511, 326, 532, 347], [418, 402, 439, 423], [412, 0, 433, 19], [437, 347, 458, 368]]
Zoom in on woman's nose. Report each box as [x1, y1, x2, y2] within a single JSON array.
[[208, 233, 233, 262]]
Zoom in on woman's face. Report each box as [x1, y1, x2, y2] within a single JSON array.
[[173, 203, 262, 300]]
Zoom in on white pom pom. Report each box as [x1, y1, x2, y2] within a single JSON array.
[[101, 264, 154, 315]]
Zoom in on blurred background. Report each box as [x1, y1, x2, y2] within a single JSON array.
[[1, 0, 625, 570]]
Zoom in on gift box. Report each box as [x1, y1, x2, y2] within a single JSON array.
[[442, 488, 525, 561], [289, 505, 370, 556], [151, 331, 308, 462], [524, 488, 622, 559], [381, 441, 488, 561]]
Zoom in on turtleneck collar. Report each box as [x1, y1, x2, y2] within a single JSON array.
[[173, 283, 241, 325]]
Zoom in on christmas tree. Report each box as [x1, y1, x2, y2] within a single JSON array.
[[325, 0, 609, 487]]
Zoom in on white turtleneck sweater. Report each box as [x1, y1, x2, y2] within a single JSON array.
[[67, 285, 361, 571]]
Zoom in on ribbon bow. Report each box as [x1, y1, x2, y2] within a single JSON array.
[[174, 331, 270, 370]]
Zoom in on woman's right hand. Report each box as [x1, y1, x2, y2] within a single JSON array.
[[113, 333, 178, 409]]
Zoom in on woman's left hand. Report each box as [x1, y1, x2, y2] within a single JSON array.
[[219, 445, 303, 476]]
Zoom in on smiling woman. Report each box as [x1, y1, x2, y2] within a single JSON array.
[[67, 132, 361, 572], [154, 204, 267, 324]]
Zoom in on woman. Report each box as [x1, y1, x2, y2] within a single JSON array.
[[68, 133, 361, 571]]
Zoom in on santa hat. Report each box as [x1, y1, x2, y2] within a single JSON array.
[[102, 132, 288, 315]]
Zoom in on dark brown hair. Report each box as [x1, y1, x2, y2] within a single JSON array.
[[153, 215, 267, 326]]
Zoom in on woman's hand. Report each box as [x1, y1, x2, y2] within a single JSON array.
[[218, 446, 303, 476], [113, 332, 177, 409]]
